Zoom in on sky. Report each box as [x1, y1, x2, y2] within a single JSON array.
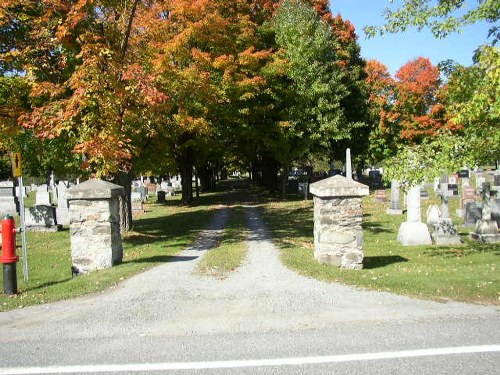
[[329, 0, 493, 76]]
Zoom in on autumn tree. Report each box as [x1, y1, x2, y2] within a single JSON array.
[[0, 0, 170, 229], [364, 0, 499, 185], [364, 59, 397, 165]]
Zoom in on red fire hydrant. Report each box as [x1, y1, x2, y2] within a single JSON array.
[[0, 214, 19, 295]]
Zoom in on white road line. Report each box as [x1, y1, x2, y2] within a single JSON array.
[[1, 345, 499, 374]]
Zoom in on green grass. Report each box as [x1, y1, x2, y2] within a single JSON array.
[[196, 206, 248, 279], [259, 190, 499, 305], [0, 193, 219, 311]]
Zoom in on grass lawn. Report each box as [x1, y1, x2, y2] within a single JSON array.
[[196, 205, 248, 279], [1, 182, 498, 311], [0, 193, 219, 312], [259, 189, 499, 305]]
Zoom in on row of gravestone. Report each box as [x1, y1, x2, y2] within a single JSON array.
[[373, 175, 499, 244], [0, 180, 73, 231]]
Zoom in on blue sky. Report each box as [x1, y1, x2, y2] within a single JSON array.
[[329, 0, 493, 76]]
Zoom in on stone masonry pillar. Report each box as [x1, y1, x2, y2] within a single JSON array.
[[66, 179, 125, 274], [309, 175, 369, 269]]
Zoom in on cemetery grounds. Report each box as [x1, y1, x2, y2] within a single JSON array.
[[0, 180, 498, 312]]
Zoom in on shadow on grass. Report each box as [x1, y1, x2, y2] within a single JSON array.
[[363, 255, 409, 269], [23, 278, 72, 293], [126, 255, 199, 264], [362, 221, 394, 234]]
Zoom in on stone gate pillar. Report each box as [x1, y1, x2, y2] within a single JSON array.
[[309, 175, 369, 269], [66, 179, 125, 274]]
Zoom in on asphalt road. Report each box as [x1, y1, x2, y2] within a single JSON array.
[[0, 204, 498, 374]]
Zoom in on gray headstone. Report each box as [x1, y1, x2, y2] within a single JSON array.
[[387, 180, 402, 214], [464, 202, 482, 228], [0, 181, 18, 217], [25, 205, 60, 231]]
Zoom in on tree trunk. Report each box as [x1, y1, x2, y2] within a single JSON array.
[[194, 168, 199, 198], [112, 170, 134, 232], [281, 163, 289, 199], [179, 153, 193, 204]]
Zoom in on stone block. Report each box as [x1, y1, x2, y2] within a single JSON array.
[[311, 176, 368, 270], [67, 179, 124, 274]]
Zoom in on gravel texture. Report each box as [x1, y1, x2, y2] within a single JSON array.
[[0, 202, 498, 342]]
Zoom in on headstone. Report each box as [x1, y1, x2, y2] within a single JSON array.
[[298, 182, 309, 200], [461, 177, 470, 188], [458, 170, 470, 178], [432, 218, 462, 245], [139, 185, 149, 201], [460, 187, 476, 209], [397, 185, 432, 246], [431, 193, 461, 244], [132, 200, 144, 215], [448, 184, 459, 197], [25, 205, 61, 232], [476, 175, 486, 190], [0, 181, 18, 217], [57, 181, 69, 208], [494, 174, 500, 188], [157, 191, 166, 203], [464, 202, 482, 228], [131, 191, 142, 202], [492, 198, 500, 227], [420, 188, 429, 200], [145, 182, 156, 195], [15, 186, 27, 198], [374, 189, 387, 202], [35, 189, 51, 206], [66, 179, 125, 274], [387, 180, 403, 214], [55, 207, 70, 226], [470, 183, 500, 243], [345, 148, 352, 179], [426, 205, 441, 226], [309, 175, 369, 269], [448, 175, 458, 184], [368, 170, 382, 189]]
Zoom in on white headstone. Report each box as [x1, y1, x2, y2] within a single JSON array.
[[35, 190, 51, 206], [426, 205, 441, 225], [397, 185, 432, 246], [345, 148, 352, 180], [57, 181, 69, 208]]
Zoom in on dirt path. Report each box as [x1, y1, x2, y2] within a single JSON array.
[[0, 199, 497, 341]]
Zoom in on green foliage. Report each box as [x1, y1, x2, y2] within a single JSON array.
[[364, 0, 500, 43], [444, 45, 500, 165], [268, 0, 350, 165], [381, 134, 465, 188]]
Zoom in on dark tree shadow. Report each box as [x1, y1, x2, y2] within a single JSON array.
[[362, 221, 394, 234], [363, 255, 409, 269], [126, 255, 199, 264]]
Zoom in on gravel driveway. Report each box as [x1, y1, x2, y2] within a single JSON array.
[[0, 201, 497, 342]]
